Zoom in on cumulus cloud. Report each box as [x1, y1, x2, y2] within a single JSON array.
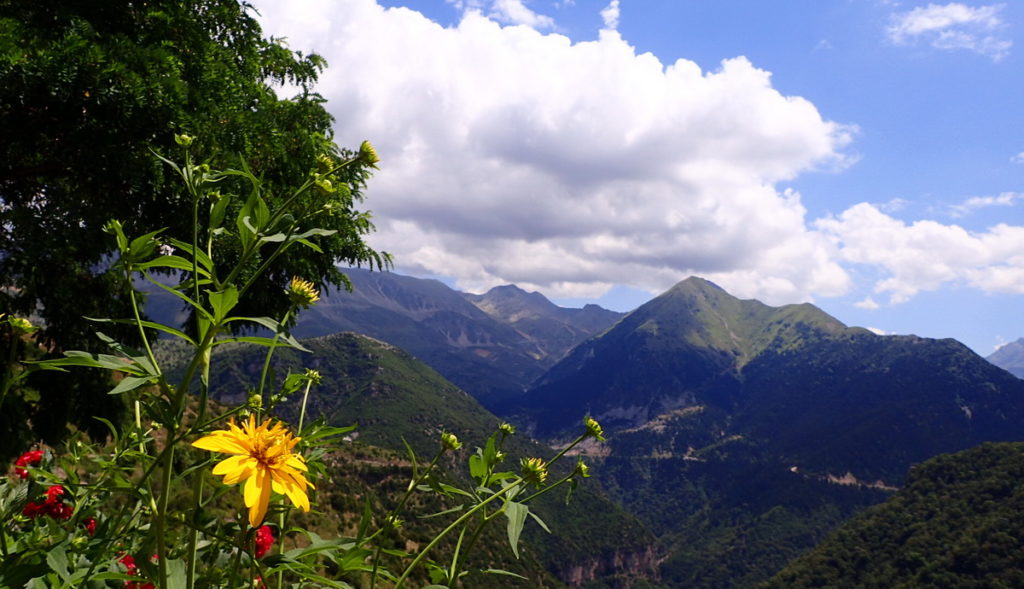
[[856, 297, 881, 310], [948, 192, 1023, 217], [252, 0, 857, 304], [817, 203, 1024, 304], [487, 0, 555, 29], [887, 3, 1011, 61], [1012, 152, 1024, 164], [600, 0, 620, 31]]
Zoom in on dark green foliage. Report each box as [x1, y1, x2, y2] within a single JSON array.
[[597, 407, 889, 588], [0, 0, 387, 450], [766, 442, 1024, 589], [157, 331, 658, 587]]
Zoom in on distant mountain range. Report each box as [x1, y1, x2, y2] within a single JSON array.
[[498, 276, 1024, 586], [290, 268, 623, 406], [149, 270, 1024, 587], [987, 337, 1024, 379]]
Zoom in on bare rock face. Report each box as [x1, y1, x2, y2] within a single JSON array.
[[559, 545, 659, 588]]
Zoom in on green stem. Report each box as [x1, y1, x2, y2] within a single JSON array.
[[255, 309, 292, 417], [393, 480, 525, 589], [369, 450, 445, 589], [185, 475, 204, 589], [297, 377, 314, 434], [448, 514, 487, 587]]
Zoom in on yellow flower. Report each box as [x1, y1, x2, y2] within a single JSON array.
[[192, 416, 314, 527], [287, 276, 320, 308]]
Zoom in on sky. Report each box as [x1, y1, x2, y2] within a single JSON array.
[[252, 0, 1024, 356]]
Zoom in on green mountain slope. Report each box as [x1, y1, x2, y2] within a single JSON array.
[[175, 332, 658, 588], [504, 276, 1024, 587], [765, 442, 1024, 588]]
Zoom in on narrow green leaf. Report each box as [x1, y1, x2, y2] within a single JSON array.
[[167, 238, 215, 273], [136, 254, 210, 276], [107, 376, 153, 395], [481, 569, 529, 579]]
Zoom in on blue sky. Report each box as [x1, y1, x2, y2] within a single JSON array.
[[255, 0, 1023, 355]]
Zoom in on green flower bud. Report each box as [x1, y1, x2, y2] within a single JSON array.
[[359, 140, 380, 168], [520, 457, 548, 486], [499, 422, 516, 435], [584, 416, 605, 442], [175, 133, 194, 147], [305, 369, 322, 385], [574, 459, 590, 478], [441, 431, 462, 452]]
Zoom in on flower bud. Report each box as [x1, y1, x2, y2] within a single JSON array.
[[520, 457, 548, 486], [499, 422, 516, 436], [175, 133, 194, 147], [441, 431, 462, 452], [359, 140, 380, 168], [574, 459, 590, 478], [584, 416, 605, 441], [287, 277, 321, 308]]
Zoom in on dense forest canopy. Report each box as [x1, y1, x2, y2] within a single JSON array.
[[0, 0, 387, 448]]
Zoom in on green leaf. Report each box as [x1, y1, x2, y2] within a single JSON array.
[[135, 254, 210, 276], [46, 543, 70, 583], [166, 558, 187, 589], [224, 316, 281, 332], [302, 424, 357, 443], [528, 509, 552, 534], [167, 238, 216, 273], [207, 287, 239, 323], [505, 501, 529, 559], [481, 568, 529, 579], [356, 497, 373, 542], [209, 193, 231, 229], [107, 375, 154, 395]]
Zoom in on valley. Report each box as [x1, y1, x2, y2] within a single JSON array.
[[151, 269, 1024, 587]]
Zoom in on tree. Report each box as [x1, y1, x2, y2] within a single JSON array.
[[0, 0, 388, 447]]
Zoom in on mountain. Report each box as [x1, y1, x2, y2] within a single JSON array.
[[503, 276, 1024, 586], [167, 332, 658, 588], [501, 277, 856, 437], [986, 337, 1024, 378], [282, 268, 620, 407], [766, 442, 1024, 588], [464, 284, 623, 358]]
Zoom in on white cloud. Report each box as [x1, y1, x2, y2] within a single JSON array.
[[856, 297, 881, 310], [252, 0, 856, 305], [1011, 152, 1024, 164], [948, 192, 1023, 217], [817, 203, 1024, 303], [887, 3, 1011, 61], [487, 0, 555, 29], [600, 0, 620, 31], [866, 326, 889, 335]]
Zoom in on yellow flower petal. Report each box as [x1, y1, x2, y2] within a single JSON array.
[[246, 469, 272, 527], [213, 455, 257, 485], [192, 431, 248, 455]]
